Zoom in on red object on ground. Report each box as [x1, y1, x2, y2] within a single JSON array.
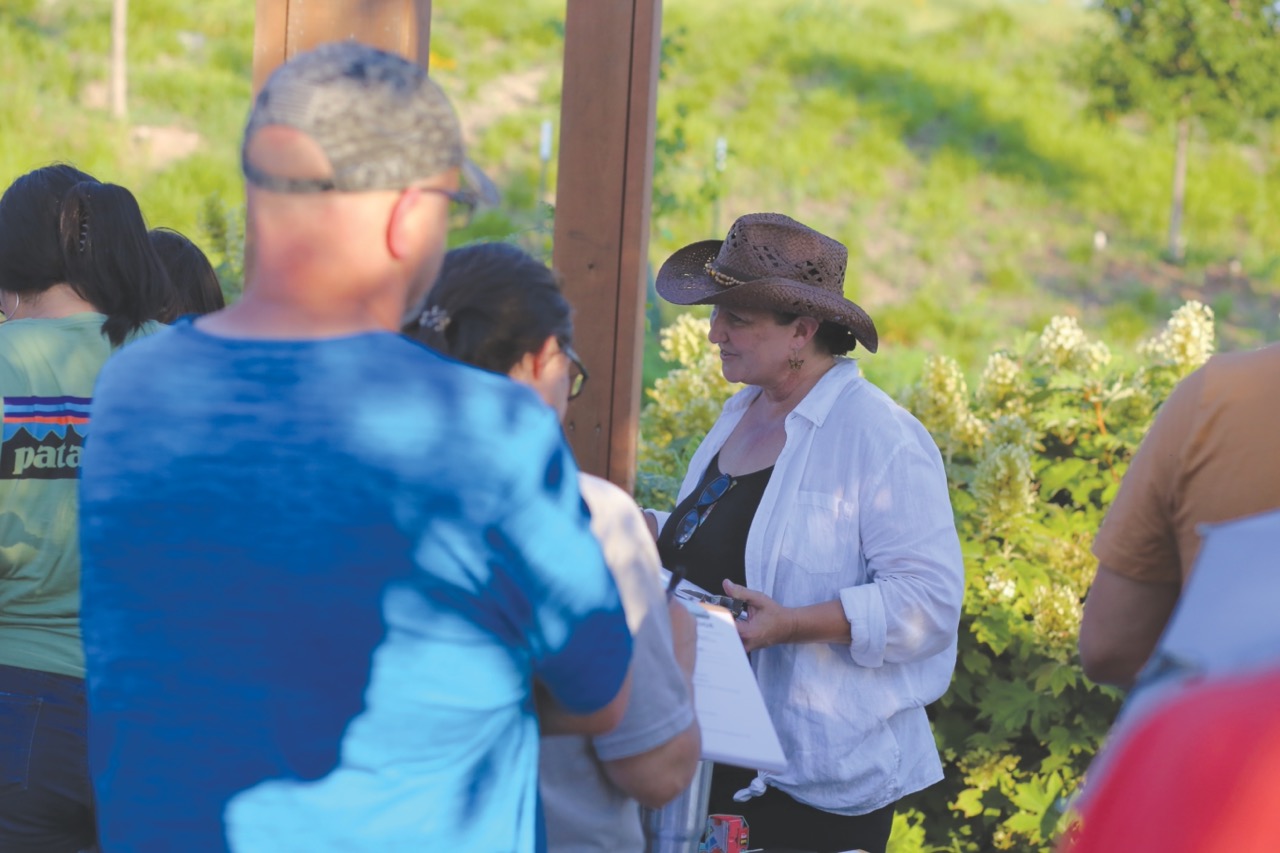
[[703, 814, 750, 853]]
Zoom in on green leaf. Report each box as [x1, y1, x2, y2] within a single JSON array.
[[1038, 457, 1089, 498], [976, 680, 1040, 735], [954, 787, 985, 819], [1032, 662, 1079, 698]]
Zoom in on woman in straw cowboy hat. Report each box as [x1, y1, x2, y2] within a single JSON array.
[[647, 213, 964, 853]]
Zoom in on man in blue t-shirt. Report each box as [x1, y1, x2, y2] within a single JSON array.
[[78, 42, 632, 852]]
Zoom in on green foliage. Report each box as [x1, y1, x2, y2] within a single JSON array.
[[0, 0, 252, 280], [1074, 0, 1280, 260], [636, 301, 1217, 851], [198, 194, 244, 301], [898, 301, 1214, 851], [638, 0, 1280, 353], [9, 0, 1280, 358], [1079, 0, 1280, 131]]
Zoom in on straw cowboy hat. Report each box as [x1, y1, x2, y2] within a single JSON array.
[[655, 212, 878, 353]]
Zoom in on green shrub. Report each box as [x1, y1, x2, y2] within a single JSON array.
[[636, 301, 1216, 851]]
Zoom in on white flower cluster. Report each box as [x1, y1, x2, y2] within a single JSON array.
[[984, 571, 1018, 602], [978, 352, 1025, 411], [987, 414, 1035, 450], [908, 355, 987, 454], [1140, 300, 1215, 374], [972, 442, 1037, 528], [1037, 316, 1087, 367], [1030, 581, 1084, 644], [1035, 315, 1109, 372], [1084, 340, 1111, 371], [659, 313, 715, 369]]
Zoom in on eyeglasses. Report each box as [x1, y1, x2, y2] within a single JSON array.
[[672, 472, 734, 549], [419, 186, 479, 230], [560, 343, 589, 400]]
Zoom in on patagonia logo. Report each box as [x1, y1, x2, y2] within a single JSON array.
[[1, 396, 90, 480]]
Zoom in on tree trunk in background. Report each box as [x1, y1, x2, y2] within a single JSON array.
[[110, 0, 127, 119], [1167, 116, 1189, 263]]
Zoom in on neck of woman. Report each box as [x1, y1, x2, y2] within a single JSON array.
[[3, 283, 98, 321], [754, 354, 839, 419]]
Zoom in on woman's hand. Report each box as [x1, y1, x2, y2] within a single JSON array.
[[723, 579, 796, 653], [723, 580, 854, 652]]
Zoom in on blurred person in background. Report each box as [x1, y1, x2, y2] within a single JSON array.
[[408, 241, 701, 853], [0, 164, 169, 852], [1059, 666, 1280, 853], [148, 227, 226, 321], [1080, 341, 1280, 688]]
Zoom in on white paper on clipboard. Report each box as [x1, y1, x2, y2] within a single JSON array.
[[682, 601, 788, 773], [659, 569, 787, 771]]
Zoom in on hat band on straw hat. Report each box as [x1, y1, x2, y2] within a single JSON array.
[[704, 261, 749, 289]]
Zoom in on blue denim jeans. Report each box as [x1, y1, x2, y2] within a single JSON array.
[[0, 663, 97, 852]]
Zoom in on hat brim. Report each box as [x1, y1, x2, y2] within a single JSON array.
[[461, 158, 501, 208], [655, 239, 879, 354]]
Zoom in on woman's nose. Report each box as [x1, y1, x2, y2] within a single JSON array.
[[707, 313, 725, 342]]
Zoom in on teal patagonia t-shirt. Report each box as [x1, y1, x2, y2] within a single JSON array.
[[0, 313, 156, 678]]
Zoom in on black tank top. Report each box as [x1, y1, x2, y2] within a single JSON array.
[[656, 452, 774, 593]]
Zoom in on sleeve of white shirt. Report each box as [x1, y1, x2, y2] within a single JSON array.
[[838, 436, 965, 668]]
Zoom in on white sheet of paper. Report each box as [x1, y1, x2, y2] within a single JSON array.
[[685, 602, 787, 772]]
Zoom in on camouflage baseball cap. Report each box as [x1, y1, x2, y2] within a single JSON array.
[[241, 41, 468, 194]]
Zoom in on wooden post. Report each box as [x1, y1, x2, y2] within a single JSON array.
[[554, 0, 662, 493], [252, 0, 433, 94]]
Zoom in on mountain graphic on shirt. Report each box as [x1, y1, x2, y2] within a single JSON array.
[[1, 395, 90, 480]]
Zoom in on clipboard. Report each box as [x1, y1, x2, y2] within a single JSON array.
[[666, 571, 787, 773]]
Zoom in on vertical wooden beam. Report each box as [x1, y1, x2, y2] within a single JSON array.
[[253, 0, 433, 95], [554, 0, 662, 492], [251, 0, 288, 94]]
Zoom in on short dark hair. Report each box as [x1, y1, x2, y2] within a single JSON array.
[[771, 311, 857, 356], [406, 242, 572, 375], [0, 164, 95, 295], [149, 228, 226, 322], [0, 165, 173, 345]]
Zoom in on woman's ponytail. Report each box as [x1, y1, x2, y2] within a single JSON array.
[[58, 182, 173, 346]]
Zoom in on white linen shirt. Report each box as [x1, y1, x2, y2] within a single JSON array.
[[655, 358, 964, 814]]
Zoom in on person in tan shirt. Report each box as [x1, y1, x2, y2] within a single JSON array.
[[1081, 342, 1280, 687]]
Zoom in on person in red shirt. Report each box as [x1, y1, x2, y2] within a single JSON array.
[[1060, 668, 1280, 853]]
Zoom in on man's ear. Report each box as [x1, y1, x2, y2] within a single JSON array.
[[387, 188, 430, 261]]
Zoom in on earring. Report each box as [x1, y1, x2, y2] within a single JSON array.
[[788, 352, 804, 371], [1, 292, 17, 321]]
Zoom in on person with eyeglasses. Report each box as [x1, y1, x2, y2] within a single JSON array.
[[645, 213, 964, 853], [75, 43, 632, 852], [408, 241, 702, 853]]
